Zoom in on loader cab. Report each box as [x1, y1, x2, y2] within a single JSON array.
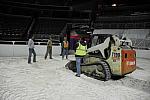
[[91, 34, 112, 46], [89, 34, 113, 59]]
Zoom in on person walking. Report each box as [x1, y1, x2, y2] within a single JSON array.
[[45, 36, 53, 59], [62, 37, 69, 60], [28, 35, 36, 64], [75, 37, 87, 77]]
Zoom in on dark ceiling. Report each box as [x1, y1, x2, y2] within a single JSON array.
[[0, 0, 150, 17], [2, 0, 150, 6]]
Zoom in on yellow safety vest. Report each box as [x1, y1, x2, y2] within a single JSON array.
[[75, 43, 87, 56]]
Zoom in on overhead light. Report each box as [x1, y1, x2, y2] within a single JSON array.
[[87, 31, 92, 34], [112, 4, 116, 6], [130, 13, 138, 16]]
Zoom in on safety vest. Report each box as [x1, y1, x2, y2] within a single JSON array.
[[75, 42, 87, 56], [63, 41, 69, 48]]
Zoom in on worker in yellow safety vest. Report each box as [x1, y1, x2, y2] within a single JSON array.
[[75, 37, 87, 77]]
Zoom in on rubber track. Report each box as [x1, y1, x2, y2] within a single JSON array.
[[97, 61, 111, 81]]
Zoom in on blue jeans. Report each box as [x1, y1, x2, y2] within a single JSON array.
[[62, 48, 68, 59], [76, 57, 82, 76], [28, 48, 36, 63]]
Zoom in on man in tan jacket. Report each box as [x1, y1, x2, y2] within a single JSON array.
[[45, 36, 52, 59]]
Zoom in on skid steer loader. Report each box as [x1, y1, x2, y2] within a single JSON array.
[[66, 34, 136, 81]]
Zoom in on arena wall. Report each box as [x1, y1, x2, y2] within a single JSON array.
[[0, 44, 61, 57]]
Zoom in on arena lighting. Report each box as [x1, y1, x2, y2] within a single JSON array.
[[87, 31, 92, 34], [112, 4, 117, 6]]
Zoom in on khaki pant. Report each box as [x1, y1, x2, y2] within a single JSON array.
[[45, 46, 52, 59]]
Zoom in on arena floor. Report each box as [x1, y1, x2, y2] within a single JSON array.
[[0, 54, 150, 100]]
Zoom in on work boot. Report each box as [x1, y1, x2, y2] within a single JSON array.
[[75, 74, 80, 77]]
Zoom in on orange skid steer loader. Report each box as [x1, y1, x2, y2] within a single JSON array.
[[66, 34, 136, 81]]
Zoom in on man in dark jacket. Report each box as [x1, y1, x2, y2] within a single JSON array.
[[75, 37, 87, 77]]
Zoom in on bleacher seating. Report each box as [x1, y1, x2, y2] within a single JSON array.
[[131, 38, 150, 49], [94, 22, 149, 29], [0, 13, 31, 40], [93, 29, 150, 49], [94, 15, 150, 29], [32, 18, 67, 40], [1, 0, 65, 6]]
